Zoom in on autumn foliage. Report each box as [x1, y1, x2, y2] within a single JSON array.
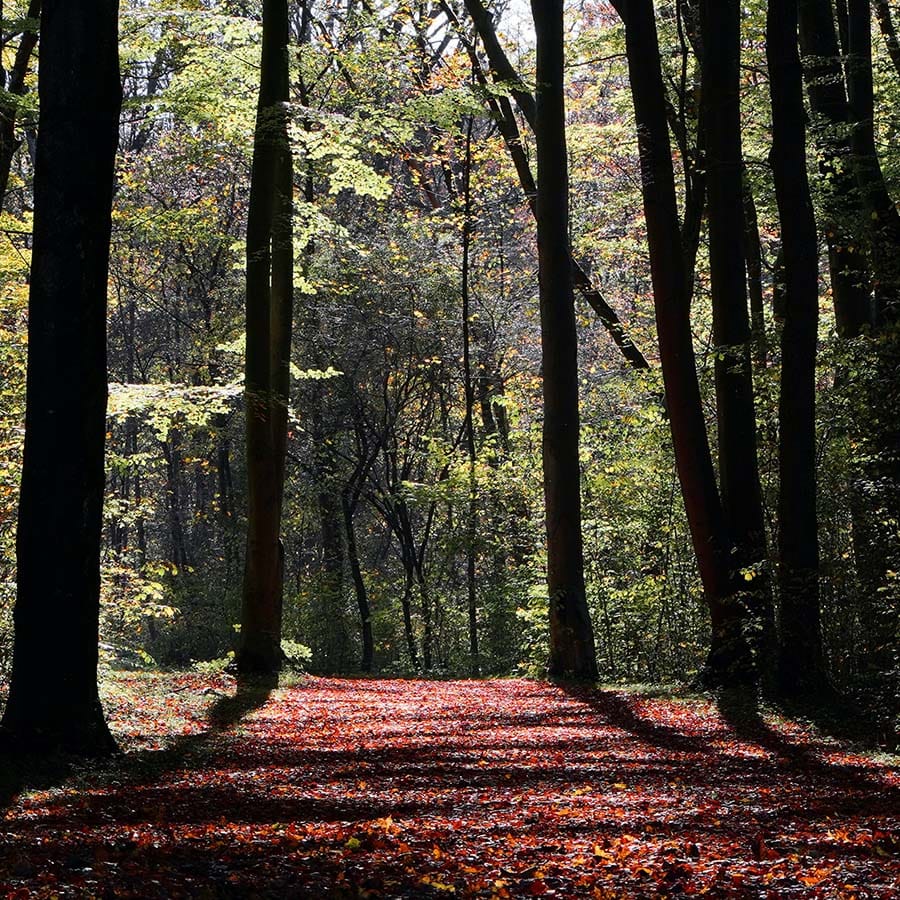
[[2, 675, 897, 897]]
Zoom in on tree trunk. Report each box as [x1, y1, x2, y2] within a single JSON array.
[[0, 0, 121, 755], [447, 0, 650, 370], [400, 560, 418, 669], [162, 432, 190, 569], [532, 0, 598, 681], [0, 0, 40, 209], [768, 0, 830, 695], [342, 494, 373, 673], [874, 0, 900, 76], [846, 1, 900, 721], [462, 0, 536, 128], [846, 0, 900, 318], [238, 0, 293, 675], [798, 0, 874, 337], [742, 176, 768, 367], [700, 0, 772, 666], [318, 486, 345, 671], [415, 559, 434, 672], [614, 0, 754, 684], [460, 114, 480, 676]]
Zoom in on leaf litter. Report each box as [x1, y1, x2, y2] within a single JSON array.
[[1, 674, 897, 897]]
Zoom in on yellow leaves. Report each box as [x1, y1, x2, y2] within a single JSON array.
[[419, 874, 455, 892], [798, 866, 837, 887], [372, 815, 401, 836]]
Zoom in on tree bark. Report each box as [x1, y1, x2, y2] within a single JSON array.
[[462, 0, 536, 129], [532, 0, 598, 681], [460, 113, 480, 676], [798, 0, 874, 337], [399, 562, 418, 669], [342, 493, 373, 673], [318, 485, 345, 671], [700, 0, 772, 664], [447, 0, 650, 370], [768, 0, 830, 695], [238, 0, 293, 675], [0, 0, 40, 208], [613, 0, 754, 684], [0, 0, 121, 754], [742, 176, 768, 367], [846, 0, 900, 318], [874, 0, 900, 76]]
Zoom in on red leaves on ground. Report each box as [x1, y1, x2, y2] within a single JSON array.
[[1, 675, 898, 897]]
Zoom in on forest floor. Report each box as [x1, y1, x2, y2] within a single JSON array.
[[0, 674, 898, 898]]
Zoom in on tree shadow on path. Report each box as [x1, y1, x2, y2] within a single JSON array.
[[561, 682, 899, 804], [0, 672, 276, 814]]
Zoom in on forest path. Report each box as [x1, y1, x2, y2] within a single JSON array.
[[1, 674, 898, 897]]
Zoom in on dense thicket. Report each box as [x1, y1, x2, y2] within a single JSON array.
[[0, 0, 897, 740]]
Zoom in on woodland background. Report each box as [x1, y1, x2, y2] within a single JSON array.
[[0, 0, 897, 727]]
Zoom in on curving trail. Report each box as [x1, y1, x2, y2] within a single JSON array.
[[1, 674, 898, 897]]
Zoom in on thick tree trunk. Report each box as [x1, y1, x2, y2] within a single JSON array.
[[700, 0, 772, 666], [0, 0, 121, 755], [768, 0, 830, 696], [532, 0, 598, 681], [238, 0, 293, 675], [614, 0, 754, 684]]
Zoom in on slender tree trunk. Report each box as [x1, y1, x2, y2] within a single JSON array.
[[400, 558, 418, 669], [415, 559, 434, 672], [239, 0, 293, 675], [460, 114, 480, 676], [0, 0, 40, 209], [798, 0, 874, 337], [874, 0, 900, 76], [445, 0, 649, 370], [742, 176, 768, 367], [613, 0, 754, 684], [768, 0, 830, 695], [532, 0, 598, 681], [0, 0, 121, 754], [846, 0, 900, 719], [700, 0, 772, 668], [162, 433, 190, 569], [462, 0, 536, 128], [846, 0, 900, 317], [318, 486, 344, 671], [342, 494, 373, 673]]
